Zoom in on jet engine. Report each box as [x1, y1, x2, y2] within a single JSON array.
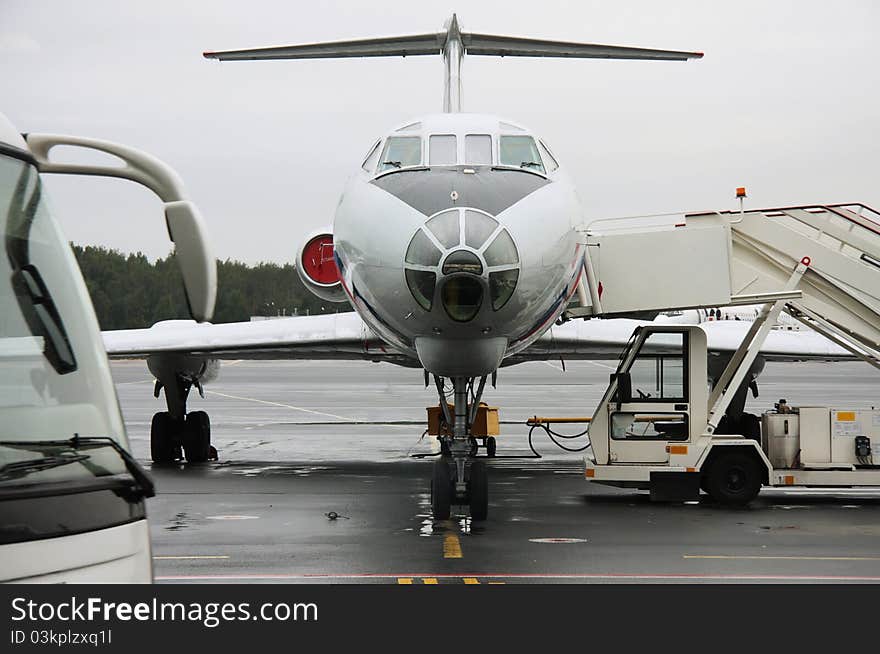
[[295, 229, 348, 304]]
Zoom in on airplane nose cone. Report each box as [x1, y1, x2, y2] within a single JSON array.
[[403, 207, 520, 319]]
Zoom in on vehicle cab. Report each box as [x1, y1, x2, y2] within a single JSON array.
[[0, 112, 214, 582]]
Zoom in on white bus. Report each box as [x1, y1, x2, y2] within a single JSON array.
[[0, 113, 215, 582]]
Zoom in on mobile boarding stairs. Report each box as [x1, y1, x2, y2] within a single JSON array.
[[568, 202, 880, 503]]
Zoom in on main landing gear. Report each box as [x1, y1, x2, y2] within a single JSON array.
[[149, 372, 216, 464], [430, 375, 490, 521]]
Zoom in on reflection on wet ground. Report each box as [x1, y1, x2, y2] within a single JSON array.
[[108, 359, 880, 583]]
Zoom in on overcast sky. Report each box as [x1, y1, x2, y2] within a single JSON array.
[[2, 0, 878, 264]]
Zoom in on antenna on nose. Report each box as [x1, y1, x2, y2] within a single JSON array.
[[203, 14, 703, 114]]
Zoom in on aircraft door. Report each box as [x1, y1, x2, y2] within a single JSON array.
[[609, 332, 690, 464]]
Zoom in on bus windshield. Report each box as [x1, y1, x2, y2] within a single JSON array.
[[0, 153, 126, 457]]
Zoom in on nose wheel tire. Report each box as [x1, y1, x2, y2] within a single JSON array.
[[431, 459, 453, 520], [183, 411, 211, 463], [468, 460, 488, 520], [706, 451, 762, 505]]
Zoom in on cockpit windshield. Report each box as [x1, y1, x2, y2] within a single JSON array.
[[378, 136, 422, 172], [499, 135, 545, 173]]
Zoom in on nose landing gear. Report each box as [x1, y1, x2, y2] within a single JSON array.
[[430, 375, 491, 520]]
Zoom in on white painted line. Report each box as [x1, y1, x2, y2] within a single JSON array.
[[205, 389, 354, 422], [205, 515, 260, 521], [153, 555, 231, 560], [583, 361, 617, 371]]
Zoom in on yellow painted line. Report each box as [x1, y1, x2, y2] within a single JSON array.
[[153, 555, 230, 560], [443, 534, 463, 559], [397, 578, 413, 585], [488, 581, 506, 585], [684, 555, 880, 561], [463, 577, 479, 584], [422, 578, 438, 585]]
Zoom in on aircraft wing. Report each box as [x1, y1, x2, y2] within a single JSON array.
[[103, 312, 851, 366], [102, 312, 416, 366], [510, 318, 853, 364]]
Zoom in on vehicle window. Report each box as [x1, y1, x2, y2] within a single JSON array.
[[361, 140, 381, 172], [465, 135, 492, 165], [429, 135, 457, 165], [537, 140, 559, 172], [610, 413, 689, 441], [0, 154, 125, 446], [626, 332, 687, 401], [499, 135, 545, 173], [378, 136, 421, 172]]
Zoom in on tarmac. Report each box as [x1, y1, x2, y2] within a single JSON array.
[[111, 358, 880, 583]]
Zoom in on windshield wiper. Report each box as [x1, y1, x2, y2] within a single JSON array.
[[0, 436, 155, 499], [520, 161, 543, 169], [381, 160, 402, 169], [69, 435, 155, 499], [0, 453, 90, 482]]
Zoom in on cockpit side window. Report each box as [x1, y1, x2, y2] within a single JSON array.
[[499, 135, 545, 174], [537, 140, 559, 172], [429, 134, 457, 166], [465, 134, 492, 165], [361, 140, 381, 172], [378, 136, 422, 172]]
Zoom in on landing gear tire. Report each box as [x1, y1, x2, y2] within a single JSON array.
[[706, 451, 762, 505], [150, 412, 176, 463], [184, 411, 211, 463], [486, 437, 497, 458], [468, 436, 478, 457], [468, 460, 488, 521], [431, 459, 453, 520]]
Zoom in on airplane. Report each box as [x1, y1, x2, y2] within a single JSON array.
[[102, 15, 851, 520]]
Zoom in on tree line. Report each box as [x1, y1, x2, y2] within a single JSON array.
[[72, 244, 348, 330]]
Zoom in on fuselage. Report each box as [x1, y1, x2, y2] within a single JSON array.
[[333, 113, 583, 377]]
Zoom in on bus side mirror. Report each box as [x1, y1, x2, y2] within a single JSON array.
[[24, 133, 217, 322], [611, 372, 632, 404]]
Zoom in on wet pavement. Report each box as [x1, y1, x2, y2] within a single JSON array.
[[111, 359, 880, 583]]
